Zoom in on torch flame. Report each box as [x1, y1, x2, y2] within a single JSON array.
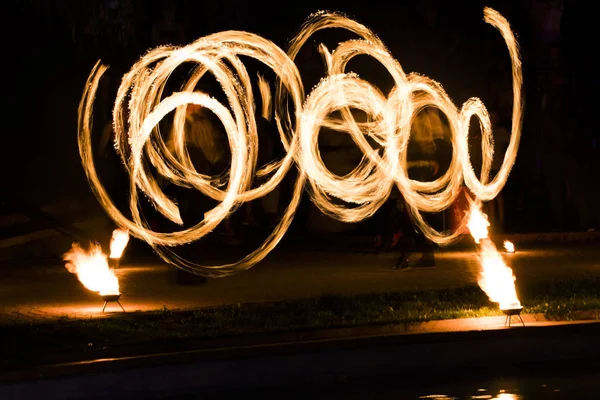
[[466, 205, 490, 244], [109, 228, 130, 259], [63, 243, 120, 296], [467, 204, 521, 310], [504, 240, 515, 253]]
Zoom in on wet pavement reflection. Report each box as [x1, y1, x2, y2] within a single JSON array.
[[202, 362, 600, 400], [337, 371, 600, 400]]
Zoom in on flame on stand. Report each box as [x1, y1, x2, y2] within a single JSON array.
[[63, 243, 120, 296], [504, 240, 515, 253], [467, 203, 521, 310], [110, 228, 130, 259]]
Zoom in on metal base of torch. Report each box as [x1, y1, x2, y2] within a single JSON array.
[[101, 294, 125, 312], [503, 307, 525, 327]]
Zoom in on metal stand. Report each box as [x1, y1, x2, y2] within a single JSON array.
[[101, 294, 126, 312], [102, 299, 126, 312], [503, 308, 525, 327]]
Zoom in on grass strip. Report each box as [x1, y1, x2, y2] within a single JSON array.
[[1, 278, 598, 369]]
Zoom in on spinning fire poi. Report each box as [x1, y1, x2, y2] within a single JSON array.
[[76, 8, 524, 310]]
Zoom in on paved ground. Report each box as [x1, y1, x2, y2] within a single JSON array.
[[2, 318, 599, 399], [0, 241, 598, 322]]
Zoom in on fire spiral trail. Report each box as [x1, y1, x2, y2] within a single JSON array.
[[77, 7, 522, 278]]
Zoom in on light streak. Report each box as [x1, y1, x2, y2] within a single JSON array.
[[77, 7, 522, 278]]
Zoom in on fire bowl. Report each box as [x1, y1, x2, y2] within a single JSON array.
[[100, 293, 125, 312], [101, 294, 121, 302], [502, 307, 525, 327]]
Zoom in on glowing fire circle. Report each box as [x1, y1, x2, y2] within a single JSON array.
[[77, 4, 523, 307]]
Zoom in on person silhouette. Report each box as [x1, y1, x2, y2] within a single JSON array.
[[392, 108, 450, 270], [152, 2, 186, 47]]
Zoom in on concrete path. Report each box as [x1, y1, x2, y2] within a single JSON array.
[[1, 241, 598, 322]]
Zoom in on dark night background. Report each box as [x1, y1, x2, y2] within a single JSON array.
[[4, 0, 599, 238]]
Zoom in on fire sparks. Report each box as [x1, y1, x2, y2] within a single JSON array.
[[63, 243, 120, 296], [504, 240, 515, 253], [467, 204, 521, 310], [77, 7, 522, 277], [109, 228, 130, 259]]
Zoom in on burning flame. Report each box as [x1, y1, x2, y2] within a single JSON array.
[[504, 240, 515, 253], [63, 243, 120, 296], [110, 228, 130, 259], [467, 205, 490, 244], [467, 204, 521, 310]]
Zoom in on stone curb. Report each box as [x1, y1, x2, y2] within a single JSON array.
[[0, 319, 598, 399], [2, 309, 598, 379]]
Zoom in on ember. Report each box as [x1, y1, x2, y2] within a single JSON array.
[[504, 240, 516, 253]]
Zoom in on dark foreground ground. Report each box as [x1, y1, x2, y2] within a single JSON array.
[[1, 321, 599, 400], [205, 360, 600, 400], [0, 240, 598, 399]]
